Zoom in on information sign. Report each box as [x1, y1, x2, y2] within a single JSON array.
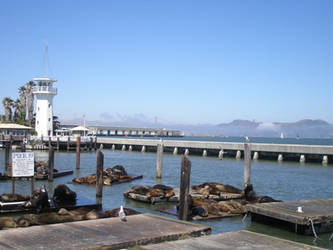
[[12, 152, 34, 177]]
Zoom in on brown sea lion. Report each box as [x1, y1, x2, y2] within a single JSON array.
[[146, 188, 165, 198], [0, 193, 30, 202], [126, 185, 153, 196], [153, 184, 173, 191], [16, 214, 40, 227], [84, 209, 104, 220], [111, 165, 128, 176], [164, 190, 175, 198], [53, 184, 77, 204], [0, 217, 17, 229], [104, 207, 140, 218]]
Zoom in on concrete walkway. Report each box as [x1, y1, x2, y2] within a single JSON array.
[[142, 230, 323, 250], [0, 214, 211, 249]]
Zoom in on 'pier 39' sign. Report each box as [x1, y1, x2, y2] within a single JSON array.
[[12, 152, 34, 177]]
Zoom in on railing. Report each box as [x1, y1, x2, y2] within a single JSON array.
[[30, 135, 95, 143], [33, 86, 57, 95]]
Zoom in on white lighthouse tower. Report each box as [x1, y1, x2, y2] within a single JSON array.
[[33, 78, 57, 137]]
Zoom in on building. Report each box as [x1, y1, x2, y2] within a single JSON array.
[[33, 78, 57, 137], [0, 123, 32, 136]]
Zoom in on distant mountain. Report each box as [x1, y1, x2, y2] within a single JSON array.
[[60, 116, 333, 138], [218, 119, 333, 138]]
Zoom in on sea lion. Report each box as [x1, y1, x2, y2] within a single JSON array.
[[23, 185, 50, 213], [0, 193, 30, 202], [104, 207, 140, 218], [125, 185, 153, 196], [16, 214, 40, 227], [0, 217, 17, 229], [146, 188, 165, 198], [53, 184, 77, 204], [110, 165, 128, 176], [153, 184, 173, 191], [84, 209, 105, 220], [244, 184, 281, 203]]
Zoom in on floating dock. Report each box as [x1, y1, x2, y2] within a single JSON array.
[[0, 196, 101, 214], [0, 213, 211, 249], [246, 199, 333, 235], [142, 230, 323, 250]]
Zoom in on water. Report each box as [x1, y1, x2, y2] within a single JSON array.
[[1, 146, 333, 249]]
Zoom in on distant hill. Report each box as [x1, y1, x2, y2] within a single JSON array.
[[218, 119, 333, 138]]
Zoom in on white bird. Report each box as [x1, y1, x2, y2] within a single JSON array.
[[297, 206, 303, 213], [245, 136, 250, 142], [119, 205, 126, 222]]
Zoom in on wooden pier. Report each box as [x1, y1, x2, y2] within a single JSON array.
[[142, 230, 323, 250], [246, 199, 333, 235], [0, 213, 211, 249]]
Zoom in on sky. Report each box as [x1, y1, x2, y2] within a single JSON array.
[[0, 0, 332, 126]]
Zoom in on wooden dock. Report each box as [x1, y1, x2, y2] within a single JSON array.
[[142, 230, 323, 250], [0, 213, 211, 249], [246, 199, 333, 235]]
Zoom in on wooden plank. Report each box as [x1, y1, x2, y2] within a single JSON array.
[[0, 213, 211, 249], [142, 230, 323, 250], [247, 199, 333, 225]]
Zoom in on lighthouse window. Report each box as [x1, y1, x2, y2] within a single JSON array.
[[49, 104, 51, 108], [37, 121, 39, 125], [48, 118, 51, 122], [38, 107, 40, 111]]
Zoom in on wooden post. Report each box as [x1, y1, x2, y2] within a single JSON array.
[[94, 137, 97, 150], [76, 136, 81, 169], [31, 177, 34, 194], [89, 137, 93, 151], [96, 149, 104, 197], [156, 141, 163, 178], [67, 136, 70, 151], [56, 137, 60, 151], [12, 177, 15, 194], [5, 142, 10, 171], [48, 146, 54, 182], [48, 136, 51, 147], [178, 155, 191, 221], [244, 143, 251, 186]]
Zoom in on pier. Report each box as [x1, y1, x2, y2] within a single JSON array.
[[97, 137, 333, 164], [0, 213, 211, 249]]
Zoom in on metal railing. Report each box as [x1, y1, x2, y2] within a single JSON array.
[[33, 86, 57, 95]]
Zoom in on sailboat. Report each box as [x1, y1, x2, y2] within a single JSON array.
[[280, 132, 285, 139]]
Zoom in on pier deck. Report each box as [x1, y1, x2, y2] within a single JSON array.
[[142, 230, 322, 250], [0, 213, 211, 249], [246, 199, 333, 234]]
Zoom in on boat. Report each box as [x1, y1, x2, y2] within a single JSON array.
[[280, 132, 285, 139]]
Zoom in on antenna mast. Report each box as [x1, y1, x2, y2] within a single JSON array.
[[44, 38, 48, 77]]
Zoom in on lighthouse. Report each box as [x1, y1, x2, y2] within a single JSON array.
[[33, 78, 57, 137]]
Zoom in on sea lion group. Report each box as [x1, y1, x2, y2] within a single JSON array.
[[72, 165, 132, 186], [0, 207, 140, 230], [124, 184, 175, 199], [182, 182, 281, 219], [192, 182, 243, 197], [0, 193, 30, 202], [22, 184, 77, 212]]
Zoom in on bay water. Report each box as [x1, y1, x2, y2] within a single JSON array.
[[0, 137, 332, 248]]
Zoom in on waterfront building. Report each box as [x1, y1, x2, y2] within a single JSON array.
[[33, 78, 57, 137]]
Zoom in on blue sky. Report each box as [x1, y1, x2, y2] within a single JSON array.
[[0, 0, 332, 125]]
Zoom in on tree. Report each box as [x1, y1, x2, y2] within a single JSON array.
[[26, 81, 36, 126], [2, 97, 13, 121], [18, 85, 27, 120], [13, 99, 23, 122]]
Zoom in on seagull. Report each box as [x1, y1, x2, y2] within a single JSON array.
[[297, 206, 303, 213], [245, 136, 250, 142], [119, 205, 126, 222]]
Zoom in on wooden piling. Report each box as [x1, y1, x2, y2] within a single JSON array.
[[178, 155, 191, 221], [96, 150, 104, 197], [5, 142, 10, 171], [94, 137, 97, 150], [56, 137, 60, 151], [67, 136, 70, 151], [244, 143, 251, 186], [48, 146, 54, 182], [48, 136, 51, 147], [156, 142, 163, 179], [76, 136, 80, 169], [89, 137, 93, 151]]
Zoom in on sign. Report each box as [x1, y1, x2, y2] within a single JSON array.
[[12, 152, 34, 177]]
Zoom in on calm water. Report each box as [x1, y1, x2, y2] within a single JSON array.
[[0, 146, 333, 249]]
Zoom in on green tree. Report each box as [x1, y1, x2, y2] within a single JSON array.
[[26, 80, 36, 126], [2, 97, 13, 121], [18, 85, 27, 120]]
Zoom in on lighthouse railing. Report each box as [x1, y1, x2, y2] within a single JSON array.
[[33, 86, 57, 95]]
